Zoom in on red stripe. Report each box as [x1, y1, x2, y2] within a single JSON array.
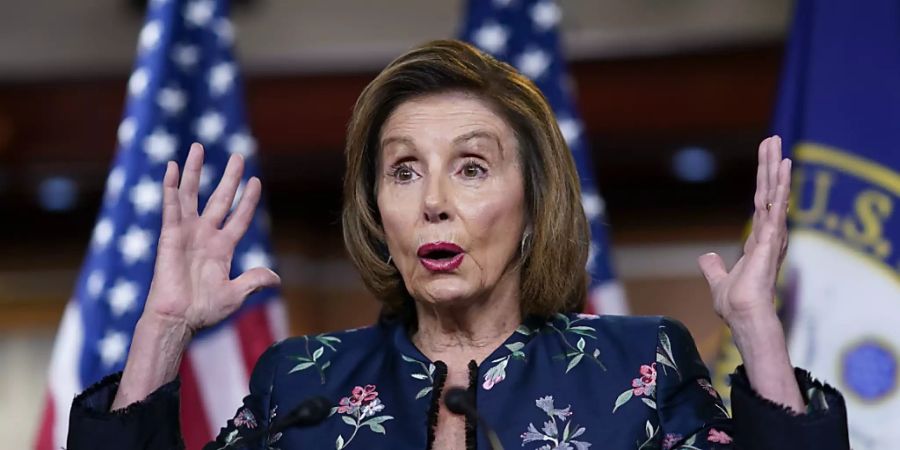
[[234, 305, 276, 375], [584, 294, 598, 315], [179, 355, 213, 450], [33, 391, 54, 450]]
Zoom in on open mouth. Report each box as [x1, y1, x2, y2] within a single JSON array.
[[417, 242, 465, 272]]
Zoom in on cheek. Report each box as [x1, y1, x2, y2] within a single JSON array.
[[461, 185, 526, 263]]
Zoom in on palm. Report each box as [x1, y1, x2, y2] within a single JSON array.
[[144, 143, 280, 333], [699, 137, 791, 323]]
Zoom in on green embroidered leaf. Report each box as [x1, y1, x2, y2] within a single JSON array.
[[641, 398, 657, 409], [567, 329, 597, 339], [415, 386, 433, 399], [505, 342, 525, 352], [612, 389, 633, 413], [577, 337, 585, 351], [315, 336, 337, 352], [341, 415, 356, 426], [312, 346, 324, 361], [593, 349, 600, 358], [685, 434, 697, 445], [568, 325, 597, 335], [329, 407, 338, 416], [645, 420, 653, 437], [293, 356, 311, 362], [224, 429, 239, 444], [556, 313, 571, 326], [321, 360, 331, 371], [400, 354, 418, 363], [411, 373, 429, 380], [511, 351, 526, 360], [335, 434, 344, 450], [318, 335, 341, 343], [566, 353, 584, 373], [367, 423, 386, 434], [562, 421, 571, 441], [515, 325, 533, 335], [362, 415, 394, 426], [656, 351, 676, 371], [658, 330, 677, 372], [289, 362, 316, 373], [428, 364, 435, 375]]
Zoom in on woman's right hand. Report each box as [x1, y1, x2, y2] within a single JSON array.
[[145, 142, 281, 334]]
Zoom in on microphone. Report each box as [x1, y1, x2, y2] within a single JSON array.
[[444, 387, 505, 450], [227, 396, 331, 448]]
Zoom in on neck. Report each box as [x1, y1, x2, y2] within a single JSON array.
[[411, 276, 522, 365]]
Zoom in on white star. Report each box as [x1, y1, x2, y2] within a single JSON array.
[[130, 176, 163, 215], [143, 128, 178, 164], [185, 0, 215, 27], [493, 0, 514, 7], [107, 279, 138, 317], [516, 49, 551, 79], [98, 331, 128, 367], [531, 1, 562, 31], [172, 44, 199, 70], [199, 164, 215, 193], [209, 62, 235, 96], [227, 132, 256, 158], [118, 226, 153, 264], [157, 87, 187, 115], [128, 68, 150, 97], [557, 117, 582, 146], [91, 218, 115, 250], [86, 270, 106, 298], [195, 111, 225, 143], [105, 167, 126, 204], [581, 192, 605, 220], [214, 18, 234, 45], [473, 23, 509, 55], [138, 20, 162, 53], [117, 117, 137, 146], [150, 0, 169, 7], [240, 246, 272, 272]]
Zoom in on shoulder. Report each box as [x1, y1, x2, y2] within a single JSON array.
[[264, 323, 390, 372]]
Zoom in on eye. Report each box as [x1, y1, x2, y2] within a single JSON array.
[[460, 161, 487, 178], [389, 163, 419, 182]]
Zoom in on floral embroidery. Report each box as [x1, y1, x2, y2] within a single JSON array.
[[233, 407, 257, 429], [661, 433, 682, 450], [481, 324, 532, 390], [331, 385, 394, 449], [697, 379, 719, 399], [549, 313, 607, 373], [655, 329, 678, 378], [400, 354, 437, 399], [520, 395, 591, 450], [288, 334, 342, 384], [613, 363, 658, 412], [636, 420, 660, 449], [707, 428, 733, 444]]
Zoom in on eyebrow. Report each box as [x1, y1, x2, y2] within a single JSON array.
[[380, 130, 503, 154]]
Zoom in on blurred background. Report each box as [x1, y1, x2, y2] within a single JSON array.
[[1, 0, 795, 446]]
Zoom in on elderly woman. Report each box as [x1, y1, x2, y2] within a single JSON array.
[[68, 40, 848, 450]]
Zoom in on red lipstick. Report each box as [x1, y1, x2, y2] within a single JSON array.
[[417, 242, 464, 272]]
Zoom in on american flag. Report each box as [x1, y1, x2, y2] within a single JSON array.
[[34, 0, 288, 448], [460, 0, 627, 314]]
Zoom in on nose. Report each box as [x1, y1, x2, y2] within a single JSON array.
[[422, 174, 451, 223]]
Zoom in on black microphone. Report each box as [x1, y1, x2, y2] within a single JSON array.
[[226, 396, 331, 448], [444, 387, 505, 450]]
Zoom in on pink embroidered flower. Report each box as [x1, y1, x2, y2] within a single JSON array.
[[483, 372, 505, 390], [662, 433, 683, 450], [708, 428, 733, 444], [233, 408, 257, 429], [631, 363, 657, 396], [351, 384, 378, 404]]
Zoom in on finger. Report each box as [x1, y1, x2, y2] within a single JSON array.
[[698, 252, 728, 289], [179, 143, 204, 217], [202, 154, 245, 225], [754, 138, 770, 213], [161, 161, 182, 229], [231, 267, 281, 298], [767, 159, 792, 250], [766, 136, 782, 204], [222, 177, 261, 243]]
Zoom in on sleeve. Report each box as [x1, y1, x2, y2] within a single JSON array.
[[729, 364, 849, 450], [66, 342, 285, 450], [654, 317, 734, 450]]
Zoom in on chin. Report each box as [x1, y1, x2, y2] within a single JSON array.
[[414, 278, 477, 306]]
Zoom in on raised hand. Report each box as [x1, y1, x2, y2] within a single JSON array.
[[145, 143, 281, 334], [111, 143, 280, 410], [698, 136, 791, 324], [697, 135, 805, 413]]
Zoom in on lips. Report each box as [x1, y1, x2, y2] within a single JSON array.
[[417, 242, 465, 272]]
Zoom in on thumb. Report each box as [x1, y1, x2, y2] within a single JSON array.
[[232, 267, 282, 297], [697, 252, 728, 289]]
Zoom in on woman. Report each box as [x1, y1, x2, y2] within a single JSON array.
[[68, 40, 848, 449]]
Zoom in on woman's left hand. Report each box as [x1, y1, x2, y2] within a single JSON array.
[[698, 136, 791, 325], [697, 135, 805, 413]]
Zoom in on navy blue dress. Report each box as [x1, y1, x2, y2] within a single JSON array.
[[68, 314, 849, 449]]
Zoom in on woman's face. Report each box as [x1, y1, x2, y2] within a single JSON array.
[[377, 91, 527, 309]]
